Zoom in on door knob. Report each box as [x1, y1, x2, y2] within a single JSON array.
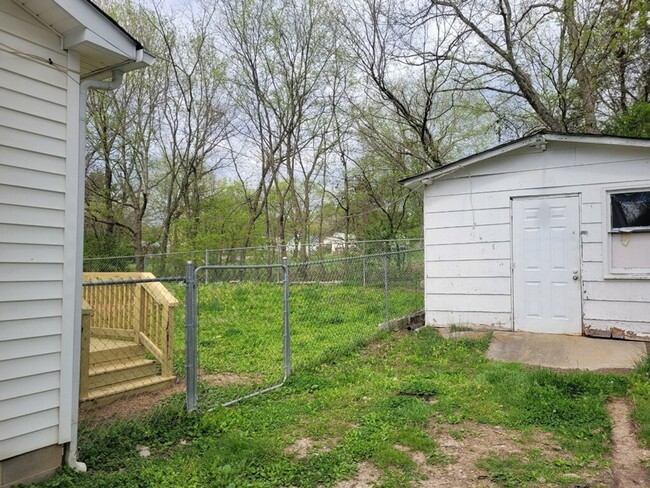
[[572, 275, 579, 280]]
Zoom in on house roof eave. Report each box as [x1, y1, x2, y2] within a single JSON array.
[[17, 0, 154, 78]]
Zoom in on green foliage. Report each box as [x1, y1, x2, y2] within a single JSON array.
[[398, 376, 438, 397], [474, 366, 627, 458], [605, 101, 650, 138], [171, 181, 267, 253], [630, 356, 650, 447], [77, 396, 197, 472]]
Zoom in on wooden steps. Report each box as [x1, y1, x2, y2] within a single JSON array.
[[90, 338, 143, 364], [88, 358, 159, 389], [82, 338, 175, 404], [84, 375, 176, 404]]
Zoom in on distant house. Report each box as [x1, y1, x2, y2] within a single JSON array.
[[401, 132, 650, 341], [0, 1, 152, 485], [322, 233, 357, 253], [285, 236, 319, 256]]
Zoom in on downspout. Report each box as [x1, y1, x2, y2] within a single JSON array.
[[65, 70, 124, 472]]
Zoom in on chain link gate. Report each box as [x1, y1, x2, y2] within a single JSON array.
[[185, 248, 424, 410], [186, 259, 292, 409]]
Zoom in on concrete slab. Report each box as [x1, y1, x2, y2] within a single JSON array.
[[486, 331, 648, 371]]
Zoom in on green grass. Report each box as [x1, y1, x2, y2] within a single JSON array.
[[630, 355, 650, 454], [40, 325, 650, 488], [170, 281, 423, 379]]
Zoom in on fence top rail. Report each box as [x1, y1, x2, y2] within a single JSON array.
[[287, 248, 422, 267], [195, 263, 284, 273], [194, 248, 422, 274]]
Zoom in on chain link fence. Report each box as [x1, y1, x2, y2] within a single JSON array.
[[82, 239, 423, 275], [192, 249, 424, 408], [74, 247, 423, 468]]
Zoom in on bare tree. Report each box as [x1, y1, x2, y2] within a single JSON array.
[[221, 0, 338, 256], [85, 2, 167, 269], [413, 0, 613, 132], [341, 0, 471, 168], [148, 2, 231, 266], [598, 0, 650, 117]]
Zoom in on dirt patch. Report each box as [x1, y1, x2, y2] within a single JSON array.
[[80, 380, 185, 425], [361, 331, 410, 358], [333, 461, 381, 488], [283, 437, 334, 459], [419, 422, 525, 487], [608, 398, 650, 487], [361, 340, 390, 358], [200, 372, 261, 387], [398, 421, 610, 487], [80, 373, 258, 424]]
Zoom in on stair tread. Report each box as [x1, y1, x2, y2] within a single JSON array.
[[89, 358, 157, 376], [89, 342, 145, 365], [90, 338, 140, 352], [85, 375, 176, 401]]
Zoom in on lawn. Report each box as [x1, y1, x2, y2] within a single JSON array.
[[171, 281, 423, 385], [42, 324, 650, 487]]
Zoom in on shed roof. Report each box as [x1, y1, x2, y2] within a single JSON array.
[[17, 0, 154, 79], [400, 131, 650, 191]]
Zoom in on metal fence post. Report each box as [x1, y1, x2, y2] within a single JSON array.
[[204, 250, 209, 284], [383, 253, 389, 323], [185, 261, 198, 412], [282, 256, 291, 379]]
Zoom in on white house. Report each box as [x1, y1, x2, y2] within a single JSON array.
[[322, 233, 357, 253], [0, 1, 152, 485], [401, 132, 650, 341]]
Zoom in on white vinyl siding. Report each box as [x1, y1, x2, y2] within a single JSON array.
[[424, 142, 650, 339], [0, 1, 68, 460]]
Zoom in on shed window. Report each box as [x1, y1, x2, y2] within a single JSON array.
[[611, 191, 650, 232]]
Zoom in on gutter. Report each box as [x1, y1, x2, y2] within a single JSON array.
[[65, 70, 125, 472]]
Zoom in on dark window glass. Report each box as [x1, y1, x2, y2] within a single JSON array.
[[611, 192, 650, 229]]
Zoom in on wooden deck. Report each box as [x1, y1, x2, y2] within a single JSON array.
[[80, 274, 178, 405]]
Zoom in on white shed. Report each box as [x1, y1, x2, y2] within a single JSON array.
[[401, 132, 650, 341], [0, 1, 151, 485]]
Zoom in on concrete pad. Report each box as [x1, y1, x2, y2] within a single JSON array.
[[486, 331, 647, 371]]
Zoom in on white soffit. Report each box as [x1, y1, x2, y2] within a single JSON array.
[[14, 0, 153, 79]]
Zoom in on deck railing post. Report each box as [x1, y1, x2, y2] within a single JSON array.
[[79, 302, 93, 401], [137, 283, 145, 343], [185, 261, 198, 412]]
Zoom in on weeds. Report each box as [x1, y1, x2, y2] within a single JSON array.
[[41, 327, 649, 487], [631, 355, 650, 448]]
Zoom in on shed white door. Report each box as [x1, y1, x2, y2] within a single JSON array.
[[512, 196, 582, 334]]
